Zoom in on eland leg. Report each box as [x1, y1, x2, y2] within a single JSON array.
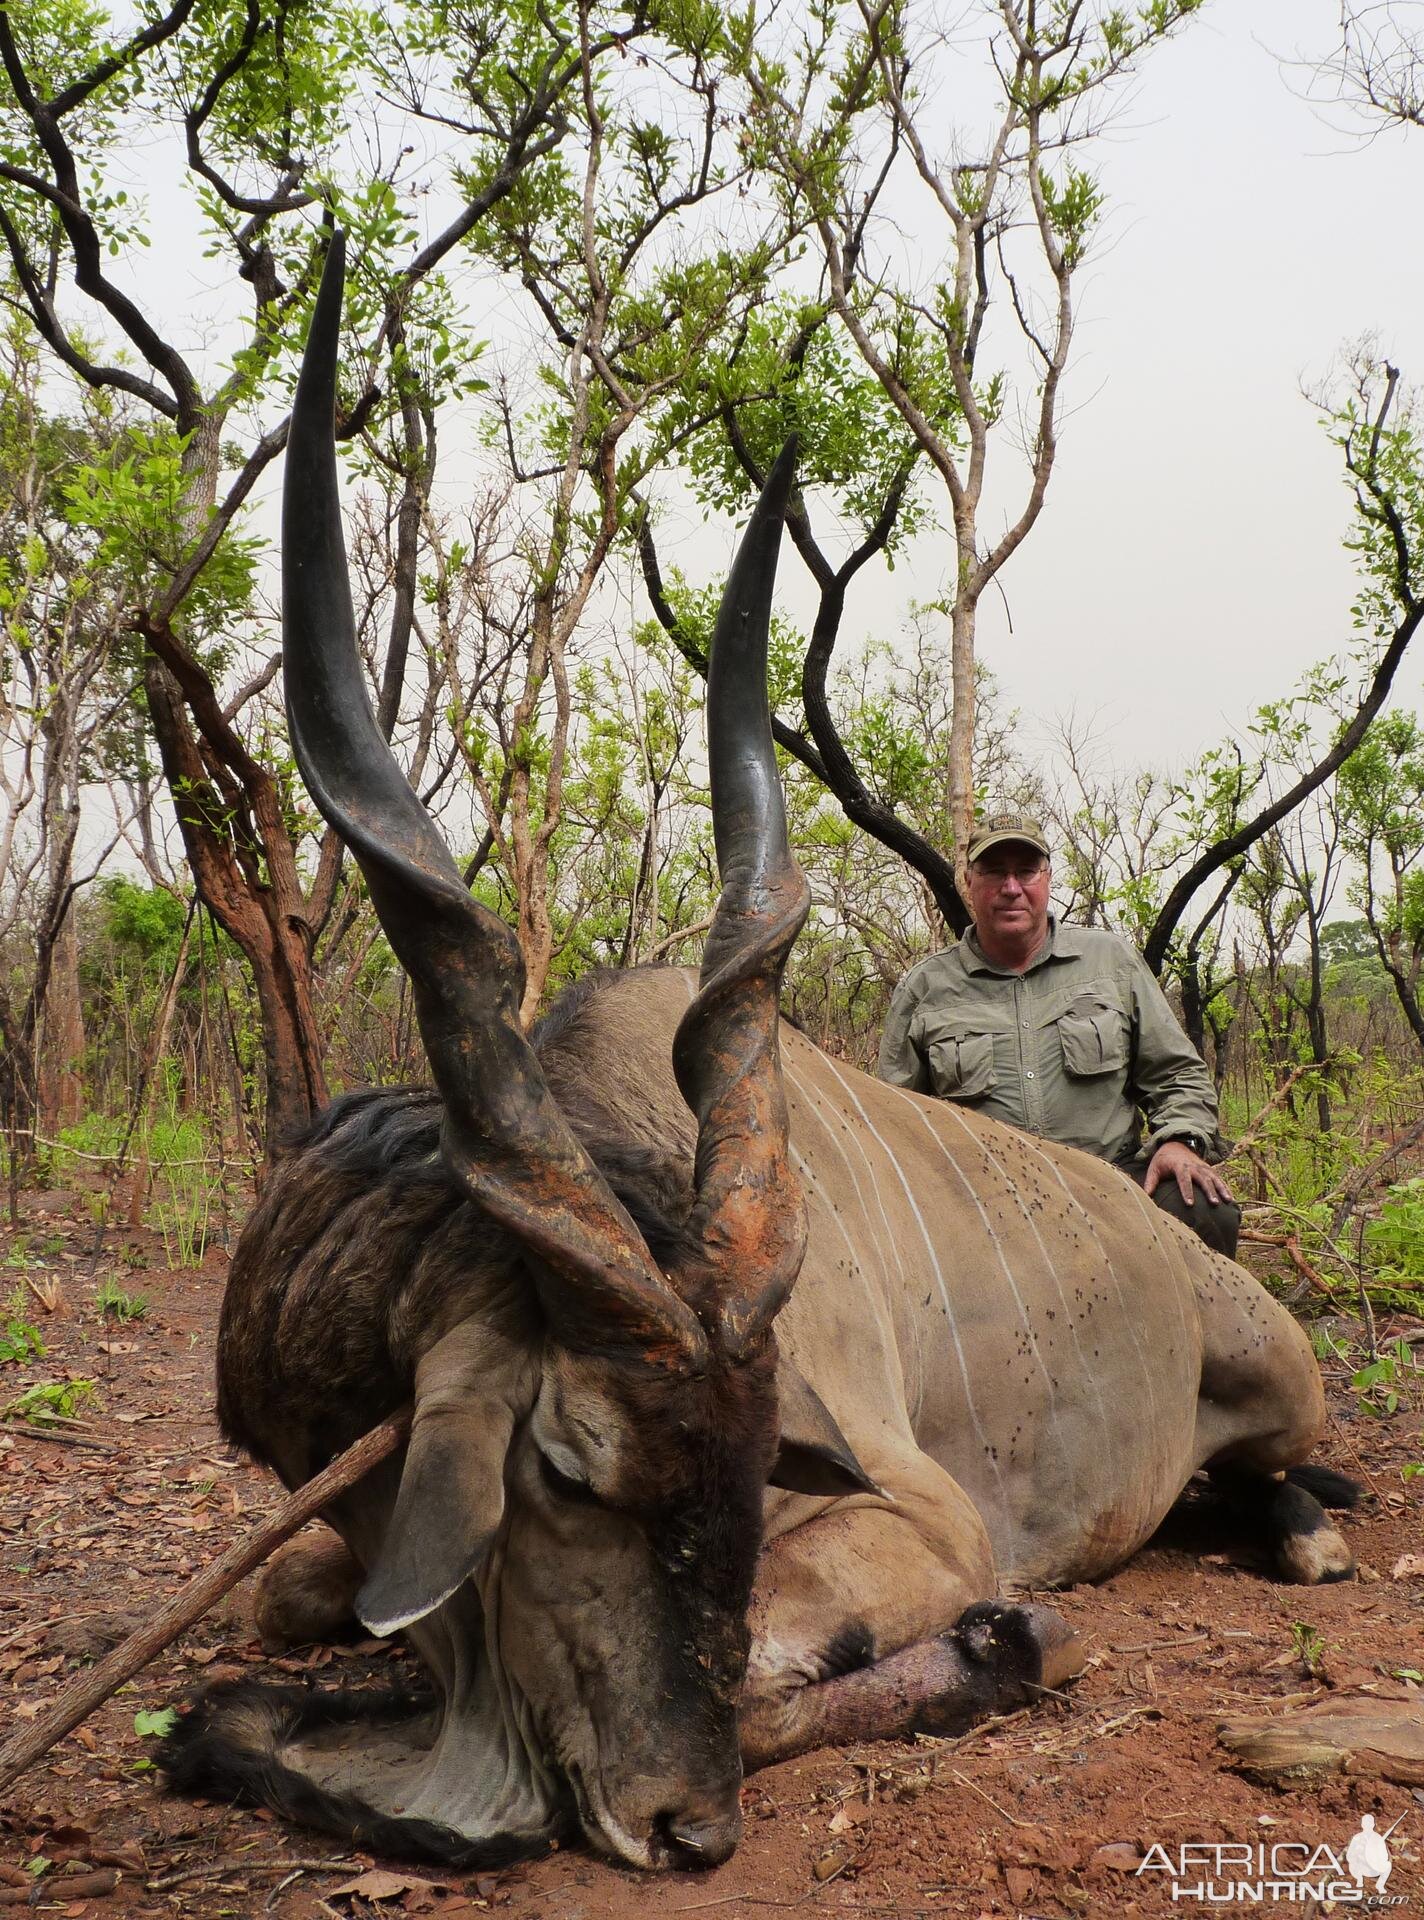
[[739, 1507, 1083, 1769], [1190, 1250, 1356, 1583], [255, 1527, 364, 1652], [1205, 1465, 1356, 1584]]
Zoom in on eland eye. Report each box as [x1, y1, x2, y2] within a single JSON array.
[[539, 1450, 599, 1506]]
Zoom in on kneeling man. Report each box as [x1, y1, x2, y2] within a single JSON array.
[[878, 814, 1240, 1257]]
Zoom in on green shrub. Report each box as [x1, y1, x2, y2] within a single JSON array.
[[6, 1379, 97, 1424], [1367, 1177, 1424, 1292], [94, 1277, 148, 1322], [0, 1317, 44, 1365]]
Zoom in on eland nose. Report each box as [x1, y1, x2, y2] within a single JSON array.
[[657, 1795, 743, 1869]]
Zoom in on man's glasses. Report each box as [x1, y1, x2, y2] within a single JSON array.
[[974, 861, 1048, 887]]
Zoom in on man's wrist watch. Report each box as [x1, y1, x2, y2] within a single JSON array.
[[1167, 1132, 1209, 1158]]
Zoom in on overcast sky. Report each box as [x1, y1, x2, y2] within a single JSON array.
[[564, 0, 1424, 788], [947, 0, 1424, 772], [91, 0, 1424, 797]]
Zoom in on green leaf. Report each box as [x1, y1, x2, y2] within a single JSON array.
[[133, 1707, 178, 1739]]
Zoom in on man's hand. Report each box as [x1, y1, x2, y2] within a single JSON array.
[[1144, 1139, 1233, 1208]]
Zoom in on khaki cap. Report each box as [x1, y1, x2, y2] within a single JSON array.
[[966, 812, 1051, 864]]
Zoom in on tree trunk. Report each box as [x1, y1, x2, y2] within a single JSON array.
[[1377, 929, 1424, 1059], [947, 581, 979, 897], [0, 986, 35, 1175], [1, 845, 83, 1170], [246, 907, 329, 1148], [37, 906, 85, 1132], [1179, 950, 1206, 1058], [128, 914, 192, 1226], [143, 659, 328, 1154], [1303, 910, 1332, 1134]]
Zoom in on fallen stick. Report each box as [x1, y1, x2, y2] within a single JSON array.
[[1283, 1236, 1334, 1296], [0, 1870, 119, 1904], [1325, 1405, 1387, 1503], [3, 1423, 116, 1453], [146, 1854, 359, 1892], [1237, 1228, 1337, 1292], [0, 1413, 409, 1798]]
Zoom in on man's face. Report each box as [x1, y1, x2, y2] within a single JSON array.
[[967, 844, 1051, 953]]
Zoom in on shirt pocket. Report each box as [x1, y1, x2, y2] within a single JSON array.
[[1055, 990, 1130, 1079], [925, 1030, 998, 1100]]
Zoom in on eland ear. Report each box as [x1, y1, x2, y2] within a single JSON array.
[[355, 1323, 526, 1636], [768, 1356, 882, 1500]]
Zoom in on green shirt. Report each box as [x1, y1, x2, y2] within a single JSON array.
[[876, 919, 1222, 1166]]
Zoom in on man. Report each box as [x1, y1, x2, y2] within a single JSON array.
[[878, 813, 1240, 1257]]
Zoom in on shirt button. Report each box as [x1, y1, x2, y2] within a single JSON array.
[[1025, 1070, 1036, 1080]]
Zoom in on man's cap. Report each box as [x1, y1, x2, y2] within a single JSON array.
[[966, 812, 1051, 864]]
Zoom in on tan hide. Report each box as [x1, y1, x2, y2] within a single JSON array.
[[634, 969, 1324, 1600]]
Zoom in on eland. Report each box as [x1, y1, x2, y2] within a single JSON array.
[[163, 237, 1353, 1871]]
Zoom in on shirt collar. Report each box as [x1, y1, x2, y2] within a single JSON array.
[[961, 914, 1081, 977]]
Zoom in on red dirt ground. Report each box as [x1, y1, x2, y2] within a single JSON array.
[[0, 1183, 1420, 1920]]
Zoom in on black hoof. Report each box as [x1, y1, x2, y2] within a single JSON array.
[[952, 1601, 1046, 1690]]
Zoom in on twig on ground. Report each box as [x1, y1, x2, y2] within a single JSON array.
[[1325, 1406, 1387, 1502], [1285, 1239, 1334, 1295], [674, 1895, 815, 1913], [147, 1854, 358, 1893], [1114, 1633, 1209, 1655], [948, 1767, 1039, 1829], [1243, 1202, 1392, 1298], [0, 1870, 119, 1905], [956, 1699, 1042, 1737], [1024, 1681, 1076, 1703], [1, 1423, 115, 1453], [1092, 1705, 1159, 1736], [0, 1413, 409, 1797], [838, 1698, 1046, 1771], [266, 1863, 355, 1909]]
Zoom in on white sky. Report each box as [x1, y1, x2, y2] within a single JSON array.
[[571, 0, 1424, 787], [37, 0, 1424, 851], [957, 0, 1424, 770]]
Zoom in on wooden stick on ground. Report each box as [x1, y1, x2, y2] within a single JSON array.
[[0, 1413, 409, 1798], [3, 1422, 116, 1453], [0, 1871, 119, 1905]]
